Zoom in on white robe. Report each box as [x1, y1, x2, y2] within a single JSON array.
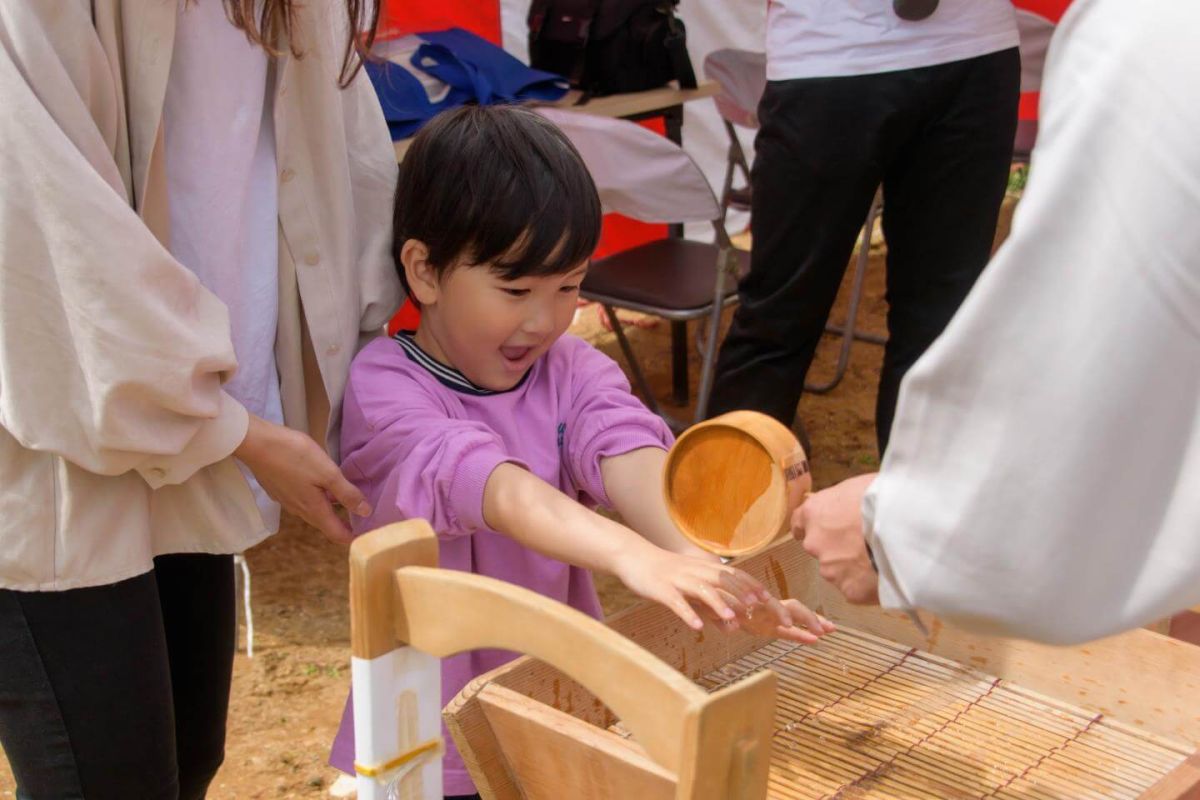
[[865, 0, 1200, 645]]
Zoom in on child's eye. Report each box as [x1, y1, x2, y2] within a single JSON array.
[[559, 285, 580, 293], [501, 287, 530, 297]]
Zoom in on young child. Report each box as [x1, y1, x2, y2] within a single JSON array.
[[329, 104, 833, 797]]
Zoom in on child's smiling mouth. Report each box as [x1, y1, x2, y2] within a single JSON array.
[[500, 345, 534, 366]]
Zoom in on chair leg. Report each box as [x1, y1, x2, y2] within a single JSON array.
[[694, 267, 730, 424], [719, 148, 737, 223], [719, 121, 752, 232], [727, 120, 752, 188], [604, 304, 662, 417], [604, 305, 693, 433], [806, 196, 884, 395], [670, 321, 689, 406]]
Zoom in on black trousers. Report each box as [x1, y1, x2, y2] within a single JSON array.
[[0, 554, 236, 800], [709, 48, 1020, 453]]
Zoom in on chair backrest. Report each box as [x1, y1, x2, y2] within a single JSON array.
[[535, 107, 721, 226], [703, 49, 766, 130]]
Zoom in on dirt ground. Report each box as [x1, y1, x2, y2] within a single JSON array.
[[1, 201, 1022, 798]]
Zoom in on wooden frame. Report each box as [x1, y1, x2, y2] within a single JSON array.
[[351, 520, 1200, 799], [443, 538, 1200, 799], [350, 520, 776, 800]]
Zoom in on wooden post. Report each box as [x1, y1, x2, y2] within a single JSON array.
[[350, 521, 444, 800]]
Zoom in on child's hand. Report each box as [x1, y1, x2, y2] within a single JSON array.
[[715, 594, 836, 645], [612, 547, 773, 632]]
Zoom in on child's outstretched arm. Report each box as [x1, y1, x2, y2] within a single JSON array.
[[599, 446, 714, 557], [483, 463, 763, 632], [484, 462, 834, 643], [549, 342, 833, 643], [601, 447, 835, 644]]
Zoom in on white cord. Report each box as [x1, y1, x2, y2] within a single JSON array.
[[234, 553, 254, 658]]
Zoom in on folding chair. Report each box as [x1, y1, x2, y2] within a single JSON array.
[[703, 49, 884, 395], [535, 108, 747, 430]]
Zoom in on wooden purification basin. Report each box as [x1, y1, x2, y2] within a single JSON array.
[[445, 539, 1200, 799]]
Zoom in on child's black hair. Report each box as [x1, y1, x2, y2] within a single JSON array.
[[393, 104, 602, 302]]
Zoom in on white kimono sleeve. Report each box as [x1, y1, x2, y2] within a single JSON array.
[[864, 0, 1200, 645]]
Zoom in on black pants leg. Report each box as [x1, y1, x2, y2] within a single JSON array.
[[875, 48, 1020, 452], [157, 554, 236, 800], [709, 49, 1020, 452], [708, 74, 885, 430], [0, 554, 235, 800]]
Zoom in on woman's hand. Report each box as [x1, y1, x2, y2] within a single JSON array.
[[234, 414, 371, 545]]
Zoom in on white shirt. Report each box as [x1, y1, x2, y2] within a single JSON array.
[[766, 0, 1018, 81], [164, 0, 284, 531], [865, 0, 1200, 645]]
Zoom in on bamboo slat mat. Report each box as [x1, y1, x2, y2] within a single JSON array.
[[687, 627, 1192, 799]]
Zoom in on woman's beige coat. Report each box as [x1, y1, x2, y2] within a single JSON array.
[[0, 1, 402, 590]]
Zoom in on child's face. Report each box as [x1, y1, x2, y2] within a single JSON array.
[[417, 259, 588, 391]]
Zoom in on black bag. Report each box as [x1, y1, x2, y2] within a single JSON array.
[[528, 0, 697, 97]]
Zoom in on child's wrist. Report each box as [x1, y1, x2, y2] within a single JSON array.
[[608, 535, 658, 579]]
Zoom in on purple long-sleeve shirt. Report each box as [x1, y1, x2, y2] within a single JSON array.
[[329, 331, 672, 795]]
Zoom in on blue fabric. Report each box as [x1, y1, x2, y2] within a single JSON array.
[[363, 58, 457, 140], [366, 28, 570, 141], [413, 28, 570, 106]]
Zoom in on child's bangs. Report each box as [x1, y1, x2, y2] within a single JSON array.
[[465, 109, 601, 279], [392, 105, 602, 294], [475, 202, 599, 281]]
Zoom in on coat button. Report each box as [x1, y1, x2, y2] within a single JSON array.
[[304, 251, 320, 266], [326, 343, 341, 356], [280, 168, 295, 183], [149, 467, 167, 480]]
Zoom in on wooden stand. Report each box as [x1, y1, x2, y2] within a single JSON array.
[[350, 520, 776, 800], [443, 539, 1200, 799], [350, 521, 1200, 799]]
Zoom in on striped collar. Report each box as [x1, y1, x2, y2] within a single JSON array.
[[392, 331, 530, 396]]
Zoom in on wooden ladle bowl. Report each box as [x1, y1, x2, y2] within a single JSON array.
[[663, 411, 812, 558]]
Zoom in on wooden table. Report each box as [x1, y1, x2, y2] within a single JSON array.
[[392, 81, 719, 163], [393, 81, 721, 407]]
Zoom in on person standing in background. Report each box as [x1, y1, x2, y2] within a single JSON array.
[[710, 0, 1020, 454], [0, 2, 401, 797]]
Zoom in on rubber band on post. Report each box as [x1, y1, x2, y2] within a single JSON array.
[[354, 737, 443, 784]]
